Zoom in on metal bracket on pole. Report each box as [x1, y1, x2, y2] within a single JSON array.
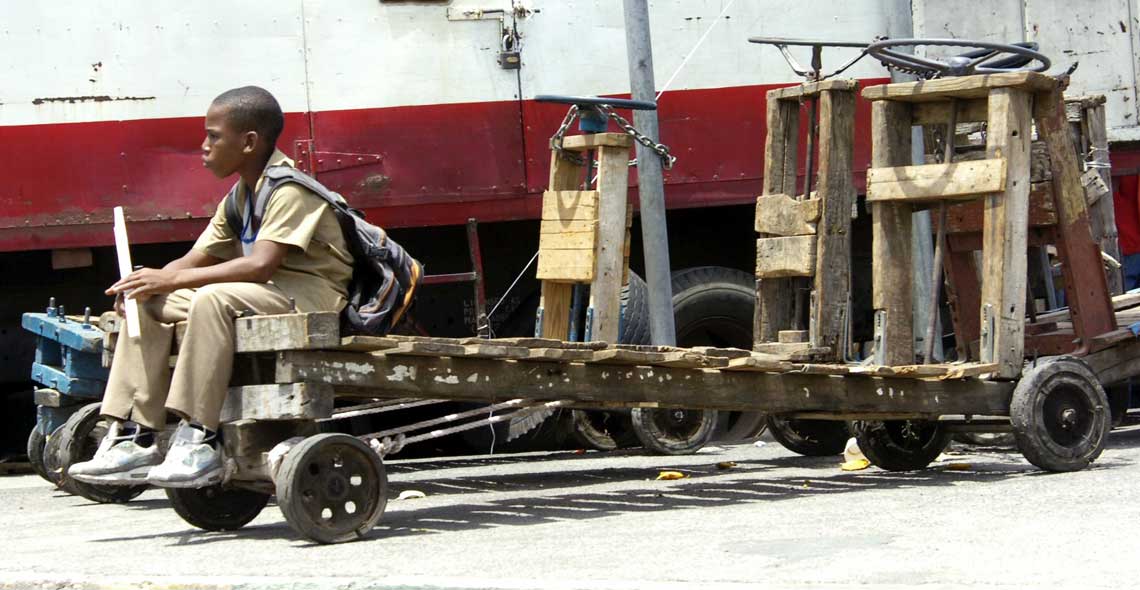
[[873, 310, 888, 366], [979, 304, 996, 364]]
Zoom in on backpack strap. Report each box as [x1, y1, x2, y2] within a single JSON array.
[[223, 182, 243, 237], [262, 166, 351, 212]]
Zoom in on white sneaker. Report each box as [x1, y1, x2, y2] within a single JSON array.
[[146, 422, 223, 489], [68, 422, 162, 485]]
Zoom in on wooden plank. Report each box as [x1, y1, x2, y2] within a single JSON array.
[[276, 350, 1016, 415], [778, 330, 809, 343], [539, 282, 573, 340], [587, 349, 668, 365], [1033, 88, 1117, 351], [541, 190, 597, 221], [384, 340, 468, 357], [655, 352, 729, 369], [524, 348, 598, 362], [688, 346, 754, 359], [912, 98, 989, 125], [461, 343, 532, 360], [755, 235, 817, 278], [219, 382, 334, 423], [944, 183, 1057, 233], [722, 355, 798, 372], [979, 88, 1033, 378], [1083, 102, 1123, 294], [540, 219, 597, 234], [754, 194, 820, 236], [870, 100, 915, 365], [561, 132, 634, 151], [589, 143, 632, 344], [756, 96, 801, 343], [234, 312, 340, 353], [538, 230, 595, 250], [751, 342, 811, 355], [941, 363, 999, 380], [536, 249, 594, 282], [861, 71, 1056, 102], [812, 88, 857, 362], [866, 159, 1007, 203], [548, 150, 584, 192], [766, 79, 857, 101], [338, 335, 401, 352]]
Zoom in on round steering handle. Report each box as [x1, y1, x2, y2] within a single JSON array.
[[868, 39, 1051, 78], [535, 95, 657, 111]]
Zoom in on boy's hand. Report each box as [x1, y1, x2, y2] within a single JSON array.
[[106, 267, 181, 301]]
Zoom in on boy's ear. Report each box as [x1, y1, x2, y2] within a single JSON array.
[[241, 130, 259, 154]]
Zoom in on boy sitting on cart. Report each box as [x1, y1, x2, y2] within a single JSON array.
[[69, 86, 356, 488]]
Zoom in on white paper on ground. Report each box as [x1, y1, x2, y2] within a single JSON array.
[[112, 207, 141, 338]]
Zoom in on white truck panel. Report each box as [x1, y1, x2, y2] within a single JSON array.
[[0, 1, 310, 126], [913, 0, 1140, 141]]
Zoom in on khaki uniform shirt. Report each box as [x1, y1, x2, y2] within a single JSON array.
[[192, 149, 354, 313]]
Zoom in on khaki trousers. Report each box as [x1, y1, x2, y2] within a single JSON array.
[[100, 282, 293, 430]]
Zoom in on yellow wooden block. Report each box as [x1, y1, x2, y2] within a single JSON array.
[[756, 235, 817, 278], [755, 194, 821, 236], [542, 190, 598, 221], [866, 159, 1007, 203]]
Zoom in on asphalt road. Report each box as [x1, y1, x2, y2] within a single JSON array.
[[2, 425, 1140, 590]]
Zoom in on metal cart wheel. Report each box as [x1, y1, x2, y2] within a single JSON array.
[[765, 415, 849, 456], [26, 423, 52, 483], [630, 408, 717, 455], [1010, 357, 1110, 472], [56, 402, 149, 503], [276, 433, 388, 544], [167, 485, 270, 531], [852, 420, 951, 471]]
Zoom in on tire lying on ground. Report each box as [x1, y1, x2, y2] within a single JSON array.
[[26, 423, 51, 483], [56, 402, 149, 503], [767, 415, 850, 457]]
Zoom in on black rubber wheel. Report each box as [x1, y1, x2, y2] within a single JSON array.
[[566, 272, 648, 451], [766, 415, 850, 456], [630, 407, 717, 455], [1011, 357, 1110, 472], [670, 266, 763, 442], [27, 424, 51, 483], [42, 424, 66, 487], [57, 403, 149, 503], [569, 409, 638, 451], [277, 434, 388, 544], [853, 420, 951, 471], [167, 485, 270, 531], [1105, 384, 1129, 429]]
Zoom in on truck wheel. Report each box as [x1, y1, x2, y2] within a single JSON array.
[[57, 403, 149, 503], [1011, 357, 1110, 472], [569, 272, 648, 451], [631, 407, 718, 455], [27, 424, 51, 483], [167, 485, 270, 531], [766, 415, 849, 456], [277, 434, 387, 544], [853, 420, 950, 471]]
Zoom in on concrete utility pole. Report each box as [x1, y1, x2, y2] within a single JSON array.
[[622, 0, 676, 345]]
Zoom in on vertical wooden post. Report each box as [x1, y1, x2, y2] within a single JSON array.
[[981, 88, 1032, 378], [870, 100, 915, 366], [1084, 102, 1123, 294], [811, 89, 856, 361], [539, 152, 584, 339], [590, 145, 633, 343], [754, 97, 800, 345], [1035, 89, 1117, 350]]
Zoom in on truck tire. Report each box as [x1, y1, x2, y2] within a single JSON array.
[[670, 266, 766, 441]]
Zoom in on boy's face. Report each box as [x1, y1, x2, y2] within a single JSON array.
[[201, 103, 256, 179]]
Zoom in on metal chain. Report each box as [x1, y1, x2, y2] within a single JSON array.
[[549, 105, 586, 165], [547, 104, 678, 170], [601, 106, 677, 169]]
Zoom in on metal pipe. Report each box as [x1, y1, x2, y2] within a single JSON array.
[[923, 101, 957, 364], [623, 0, 676, 346]]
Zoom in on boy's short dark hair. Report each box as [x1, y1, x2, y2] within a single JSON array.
[[212, 86, 285, 147]]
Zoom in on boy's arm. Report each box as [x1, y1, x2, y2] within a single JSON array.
[[107, 240, 290, 300]]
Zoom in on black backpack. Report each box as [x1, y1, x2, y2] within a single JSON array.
[[224, 166, 422, 336]]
